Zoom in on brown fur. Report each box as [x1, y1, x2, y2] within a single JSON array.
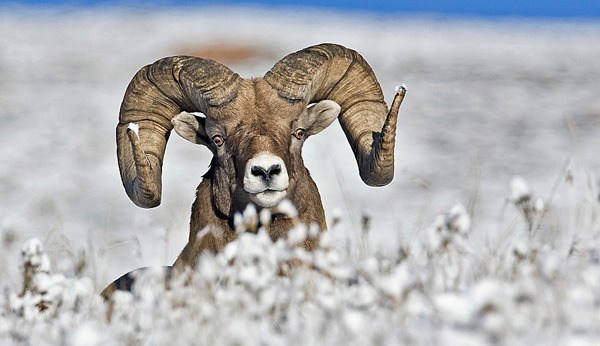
[[173, 79, 327, 269], [173, 170, 325, 270]]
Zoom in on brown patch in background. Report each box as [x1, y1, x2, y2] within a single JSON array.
[[177, 42, 274, 65]]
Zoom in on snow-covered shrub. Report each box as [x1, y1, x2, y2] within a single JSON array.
[[509, 176, 545, 235], [422, 203, 473, 290], [2, 175, 600, 345], [3, 239, 106, 345]]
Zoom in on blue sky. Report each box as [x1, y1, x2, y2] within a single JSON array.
[[1, 0, 599, 19]]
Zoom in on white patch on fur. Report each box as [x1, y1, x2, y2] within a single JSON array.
[[243, 152, 289, 207], [128, 122, 140, 139]]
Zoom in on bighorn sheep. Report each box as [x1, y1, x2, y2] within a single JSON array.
[[103, 43, 406, 297]]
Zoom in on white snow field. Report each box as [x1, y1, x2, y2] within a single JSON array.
[[1, 6, 600, 344]]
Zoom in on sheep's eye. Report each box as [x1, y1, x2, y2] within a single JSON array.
[[212, 135, 224, 147], [293, 128, 306, 140]]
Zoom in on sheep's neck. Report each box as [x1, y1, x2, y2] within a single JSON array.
[[173, 175, 326, 270]]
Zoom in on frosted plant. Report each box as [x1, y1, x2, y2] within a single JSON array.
[[19, 238, 51, 295], [509, 176, 545, 234], [569, 238, 600, 310], [330, 207, 343, 228], [3, 193, 600, 344], [5, 238, 105, 344], [424, 203, 472, 290], [234, 203, 259, 234], [471, 279, 515, 342], [275, 199, 299, 219]]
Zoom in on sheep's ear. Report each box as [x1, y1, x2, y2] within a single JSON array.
[[304, 100, 341, 137], [172, 112, 210, 146]]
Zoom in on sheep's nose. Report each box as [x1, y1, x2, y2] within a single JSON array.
[[244, 153, 289, 195], [251, 163, 281, 182]]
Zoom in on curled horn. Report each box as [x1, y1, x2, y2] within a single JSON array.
[[264, 43, 405, 186], [117, 56, 242, 208]]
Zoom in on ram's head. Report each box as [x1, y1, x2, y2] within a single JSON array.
[[117, 43, 405, 222], [168, 83, 343, 216]]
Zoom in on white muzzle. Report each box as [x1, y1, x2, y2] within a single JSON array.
[[243, 152, 289, 208]]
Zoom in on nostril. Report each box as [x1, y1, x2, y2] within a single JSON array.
[[251, 166, 267, 178], [268, 164, 281, 176], [250, 164, 282, 182]]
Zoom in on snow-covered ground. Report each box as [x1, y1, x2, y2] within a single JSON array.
[[1, 6, 600, 344]]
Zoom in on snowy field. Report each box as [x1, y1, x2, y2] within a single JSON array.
[[1, 6, 600, 344]]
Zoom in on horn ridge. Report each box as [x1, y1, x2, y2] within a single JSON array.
[[264, 43, 404, 187], [117, 56, 241, 208]]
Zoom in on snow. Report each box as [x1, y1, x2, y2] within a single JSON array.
[[127, 122, 139, 139], [275, 199, 298, 218], [0, 5, 600, 345], [5, 199, 600, 344], [509, 176, 531, 203], [394, 84, 407, 93], [446, 203, 471, 234], [20, 238, 51, 274]]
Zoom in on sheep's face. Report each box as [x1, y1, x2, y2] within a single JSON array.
[[172, 79, 340, 215]]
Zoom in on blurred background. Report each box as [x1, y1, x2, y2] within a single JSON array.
[[3, 0, 600, 18], [1, 0, 599, 290]]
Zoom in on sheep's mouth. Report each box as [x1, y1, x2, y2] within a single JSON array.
[[249, 189, 287, 208]]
